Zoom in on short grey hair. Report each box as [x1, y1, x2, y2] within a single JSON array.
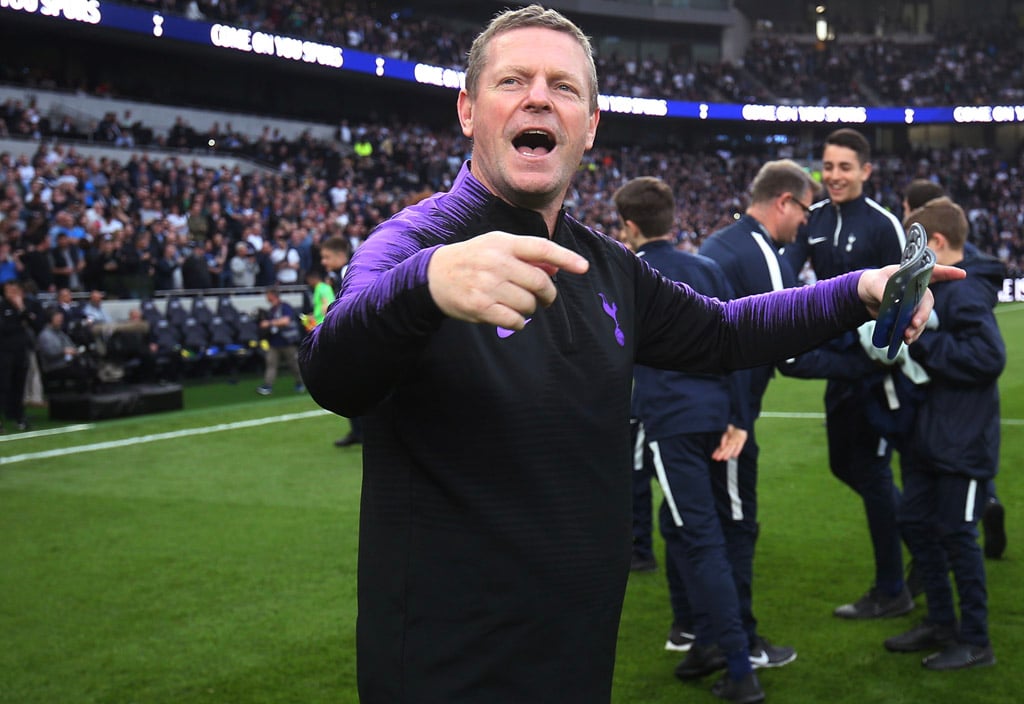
[[464, 4, 599, 113], [749, 159, 819, 204]]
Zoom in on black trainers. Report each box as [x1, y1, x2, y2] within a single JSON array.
[[665, 624, 695, 652], [675, 643, 727, 680], [834, 586, 914, 619], [711, 671, 765, 704], [922, 642, 995, 670], [884, 621, 957, 653], [749, 635, 796, 669], [982, 498, 1006, 559], [334, 433, 361, 447], [630, 552, 657, 572]]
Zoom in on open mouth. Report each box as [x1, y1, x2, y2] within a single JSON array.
[[513, 129, 555, 156]]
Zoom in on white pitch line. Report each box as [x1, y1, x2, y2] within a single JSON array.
[[0, 423, 94, 442], [0, 410, 329, 466], [760, 411, 1024, 426], [4, 408, 1021, 467]]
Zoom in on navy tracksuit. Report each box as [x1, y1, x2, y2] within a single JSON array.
[[632, 240, 753, 654], [900, 244, 1005, 646], [782, 194, 908, 593], [697, 215, 800, 640]]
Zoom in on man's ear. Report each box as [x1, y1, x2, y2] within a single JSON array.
[[928, 231, 948, 252], [457, 90, 474, 139]]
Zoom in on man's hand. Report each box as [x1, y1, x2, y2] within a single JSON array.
[[427, 232, 590, 329], [857, 264, 965, 345], [712, 424, 748, 462]]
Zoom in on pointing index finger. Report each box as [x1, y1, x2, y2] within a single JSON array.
[[511, 237, 590, 277]]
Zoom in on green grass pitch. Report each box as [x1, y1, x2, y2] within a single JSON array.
[[3, 304, 1023, 703]]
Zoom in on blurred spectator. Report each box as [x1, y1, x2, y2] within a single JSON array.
[[120, 230, 157, 299], [229, 241, 257, 288], [37, 307, 94, 388], [20, 236, 55, 293], [270, 226, 301, 285], [181, 243, 212, 290], [154, 242, 184, 292], [84, 236, 120, 293], [81, 289, 112, 324], [0, 238, 23, 284], [50, 231, 85, 291]]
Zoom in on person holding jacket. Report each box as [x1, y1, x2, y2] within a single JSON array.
[[882, 197, 1004, 670]]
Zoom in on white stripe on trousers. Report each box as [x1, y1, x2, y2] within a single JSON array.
[[965, 479, 978, 522], [726, 457, 744, 520], [649, 440, 685, 527], [649, 441, 747, 525], [633, 422, 646, 471]]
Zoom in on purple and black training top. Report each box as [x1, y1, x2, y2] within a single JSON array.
[[300, 162, 868, 704]]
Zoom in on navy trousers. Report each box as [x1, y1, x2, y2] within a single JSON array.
[[653, 432, 747, 655], [709, 436, 760, 643], [898, 463, 990, 646], [826, 394, 904, 591], [630, 419, 656, 562]]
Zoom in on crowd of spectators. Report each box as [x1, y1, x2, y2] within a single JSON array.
[[110, 0, 1024, 108], [3, 2, 1022, 157], [2, 2, 1024, 306], [2, 112, 1022, 310], [742, 23, 1024, 106]]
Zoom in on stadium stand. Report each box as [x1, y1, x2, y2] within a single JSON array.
[[1, 0, 1022, 402]]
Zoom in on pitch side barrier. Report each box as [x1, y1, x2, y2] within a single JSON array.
[[4, 0, 1024, 127], [999, 278, 1024, 303]]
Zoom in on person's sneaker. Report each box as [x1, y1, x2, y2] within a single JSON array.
[[710, 671, 765, 704], [294, 383, 306, 393], [675, 643, 727, 680], [982, 497, 1006, 559], [334, 433, 361, 447], [922, 642, 995, 670], [256, 385, 272, 396], [630, 552, 657, 572], [665, 624, 696, 652], [905, 560, 925, 598], [748, 635, 796, 669], [834, 586, 914, 619], [15, 419, 28, 431], [885, 621, 957, 652]]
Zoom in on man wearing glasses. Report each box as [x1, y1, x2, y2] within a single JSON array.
[[697, 159, 819, 656], [781, 128, 912, 620]]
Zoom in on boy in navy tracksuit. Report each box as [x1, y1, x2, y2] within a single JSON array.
[[882, 197, 1004, 670], [617, 177, 794, 704]]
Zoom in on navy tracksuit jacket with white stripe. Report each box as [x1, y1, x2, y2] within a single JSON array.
[[781, 193, 909, 593], [698, 214, 798, 643], [632, 240, 754, 653]]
